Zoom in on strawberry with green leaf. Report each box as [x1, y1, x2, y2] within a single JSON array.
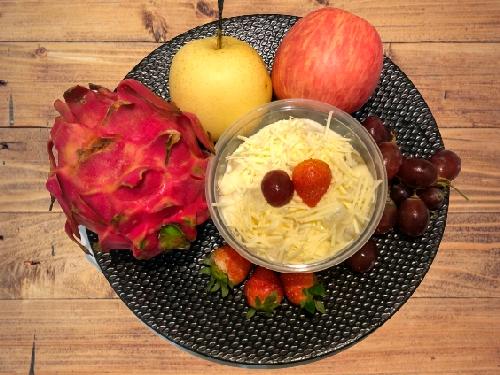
[[200, 245, 252, 297], [280, 273, 326, 314], [243, 266, 284, 318]]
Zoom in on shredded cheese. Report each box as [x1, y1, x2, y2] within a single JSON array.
[[217, 118, 379, 265]]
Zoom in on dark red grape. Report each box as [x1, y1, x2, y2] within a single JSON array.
[[345, 240, 378, 273], [398, 157, 437, 188], [397, 197, 430, 236], [376, 199, 398, 234], [430, 149, 461, 181], [418, 187, 445, 210], [379, 142, 403, 180], [362, 116, 392, 144], [390, 183, 413, 205], [261, 170, 294, 207]]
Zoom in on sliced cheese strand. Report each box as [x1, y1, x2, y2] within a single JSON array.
[[218, 118, 379, 265]]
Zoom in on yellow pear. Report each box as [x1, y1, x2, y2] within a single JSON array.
[[169, 36, 272, 140]]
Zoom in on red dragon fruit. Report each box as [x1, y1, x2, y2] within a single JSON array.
[[46, 79, 214, 259]]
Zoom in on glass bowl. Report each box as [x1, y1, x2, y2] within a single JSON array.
[[205, 99, 388, 272]]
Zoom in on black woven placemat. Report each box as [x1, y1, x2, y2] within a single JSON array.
[[92, 14, 447, 367]]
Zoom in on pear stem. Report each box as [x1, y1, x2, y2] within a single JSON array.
[[216, 0, 224, 49], [216, 29, 222, 49]]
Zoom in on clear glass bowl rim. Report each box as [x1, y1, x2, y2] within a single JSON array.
[[205, 98, 388, 273]]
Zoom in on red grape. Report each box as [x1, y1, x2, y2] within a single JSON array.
[[362, 116, 392, 144], [430, 149, 461, 181], [397, 197, 430, 237], [390, 183, 413, 205], [376, 199, 398, 234], [261, 170, 294, 207], [418, 187, 445, 210], [398, 157, 437, 188], [345, 240, 378, 273], [379, 142, 402, 180]]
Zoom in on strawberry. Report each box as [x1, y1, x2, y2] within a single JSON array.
[[200, 245, 252, 297], [292, 159, 332, 207], [243, 266, 284, 318], [280, 273, 326, 314]]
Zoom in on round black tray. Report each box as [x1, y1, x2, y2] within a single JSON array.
[[92, 14, 447, 367]]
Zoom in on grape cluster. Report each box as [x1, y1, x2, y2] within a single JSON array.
[[345, 116, 462, 273]]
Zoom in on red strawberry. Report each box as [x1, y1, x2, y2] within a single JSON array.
[[243, 266, 284, 318], [292, 159, 332, 207], [200, 245, 252, 297], [280, 273, 326, 314]]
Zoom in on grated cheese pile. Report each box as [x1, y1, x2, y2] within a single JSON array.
[[217, 117, 380, 265]]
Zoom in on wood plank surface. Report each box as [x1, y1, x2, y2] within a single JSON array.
[[0, 42, 157, 127], [1, 1, 499, 373], [443, 128, 500, 213], [0, 1, 499, 43], [1, 42, 499, 128], [0, 211, 498, 300], [416, 211, 500, 298], [2, 127, 498, 213], [387, 42, 500, 129], [0, 298, 498, 374], [0, 212, 114, 299]]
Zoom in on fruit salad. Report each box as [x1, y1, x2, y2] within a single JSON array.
[[216, 117, 380, 265]]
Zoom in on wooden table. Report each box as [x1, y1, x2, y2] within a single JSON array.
[[1, 1, 499, 374]]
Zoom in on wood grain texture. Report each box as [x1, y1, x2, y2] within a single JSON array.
[[0, 211, 497, 300], [443, 128, 500, 213], [0, 213, 114, 299], [2, 127, 498, 213], [0, 298, 498, 374], [0, 42, 157, 127], [415, 212, 500, 298], [1, 42, 499, 127], [0, 0, 499, 43], [388, 42, 500, 129], [1, 1, 499, 373]]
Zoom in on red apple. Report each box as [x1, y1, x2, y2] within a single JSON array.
[[272, 7, 383, 114]]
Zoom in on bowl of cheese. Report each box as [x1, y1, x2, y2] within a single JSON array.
[[206, 99, 388, 272]]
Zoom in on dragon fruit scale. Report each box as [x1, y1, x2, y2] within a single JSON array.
[[46, 79, 215, 259]]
